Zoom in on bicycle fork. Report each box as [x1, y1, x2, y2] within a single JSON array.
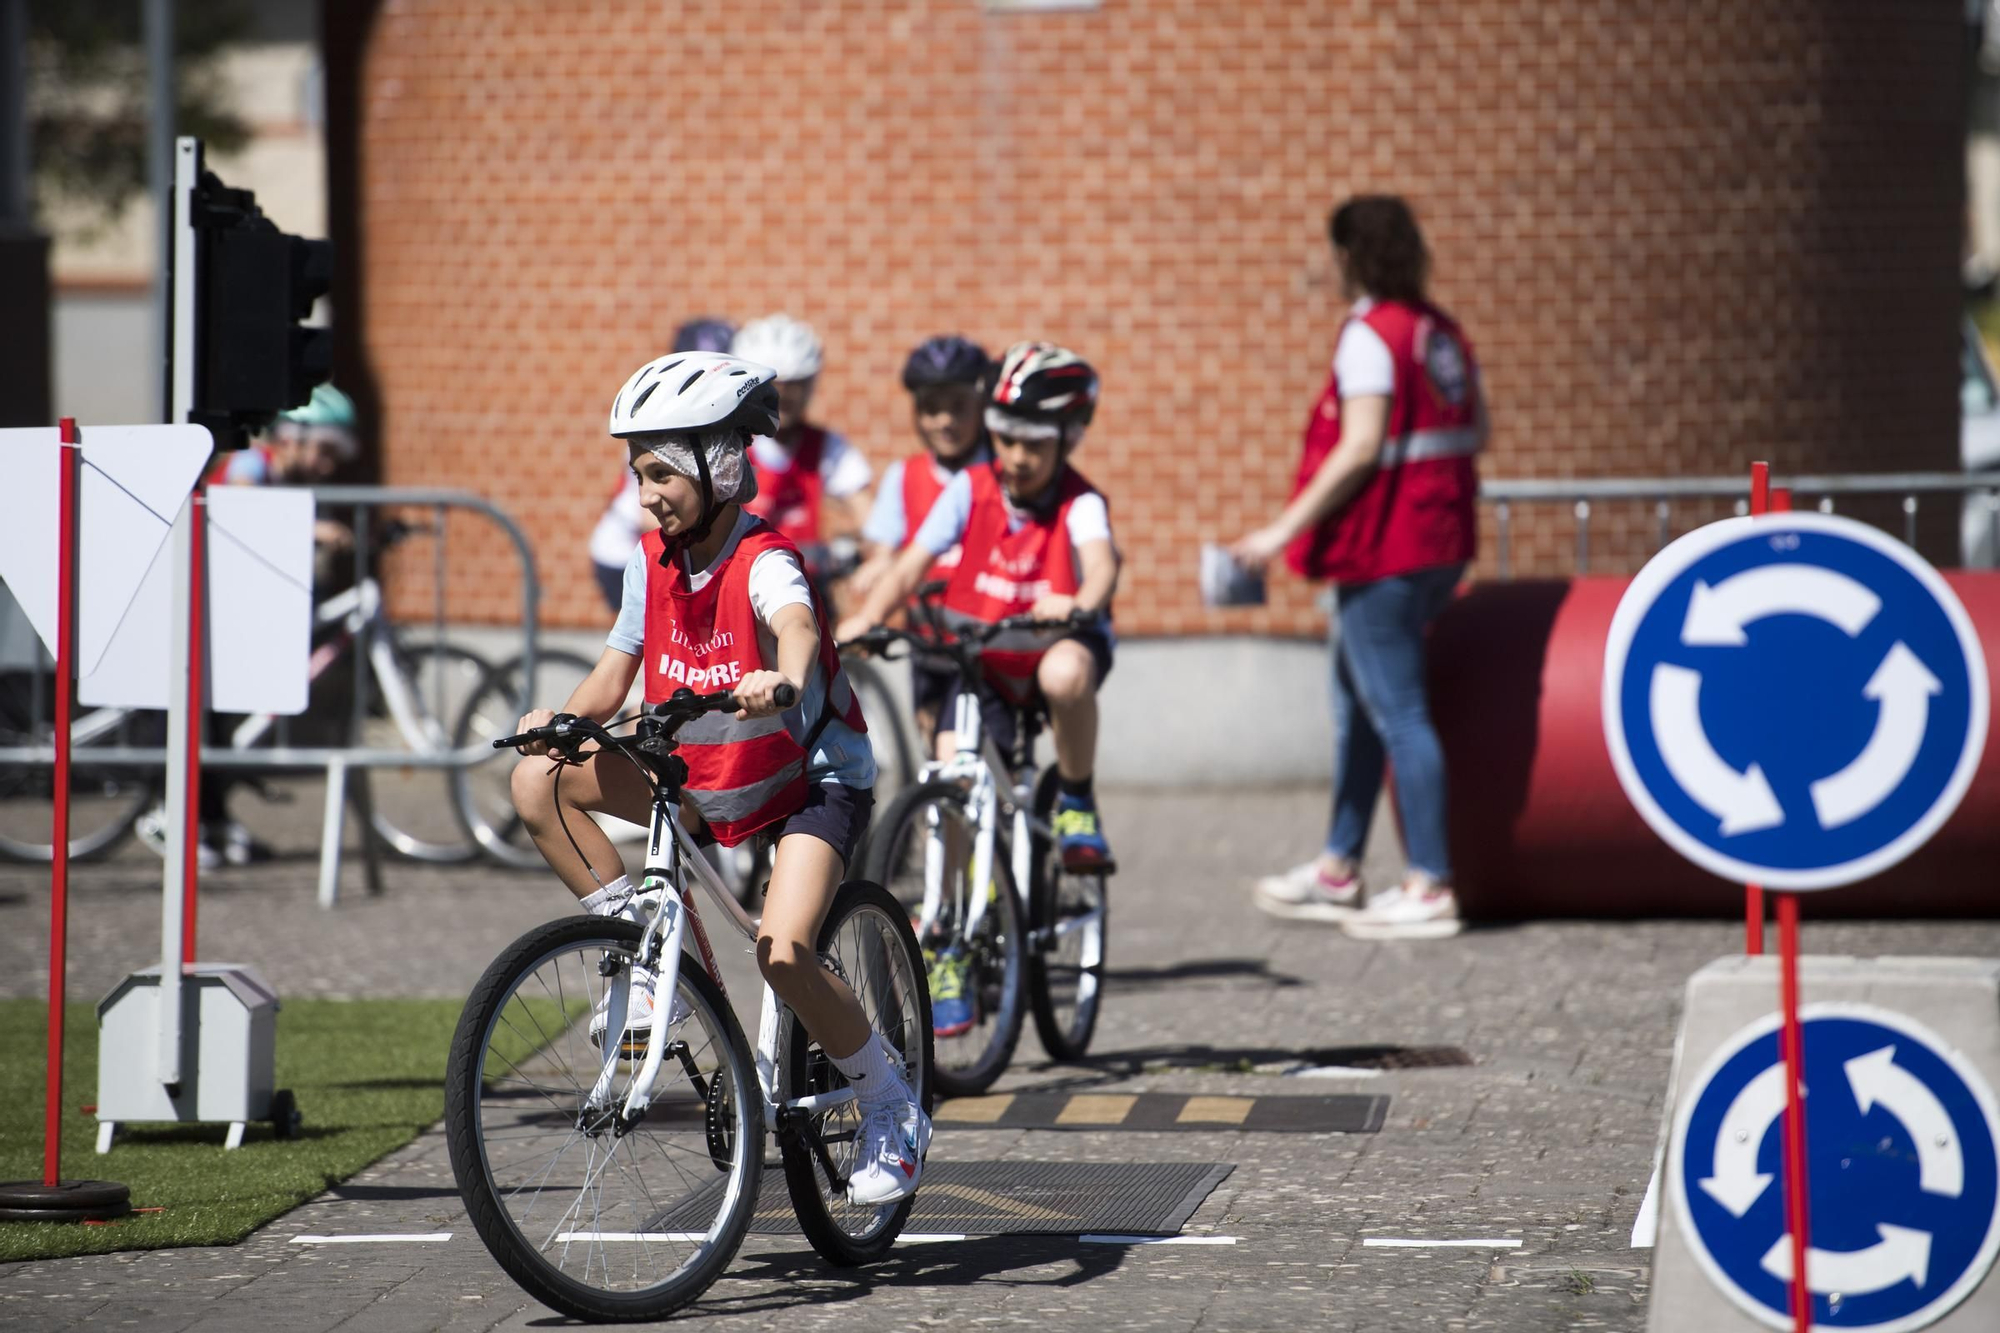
[[583, 891, 690, 1126]]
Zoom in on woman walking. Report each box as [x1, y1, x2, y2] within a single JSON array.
[[1231, 195, 1485, 940]]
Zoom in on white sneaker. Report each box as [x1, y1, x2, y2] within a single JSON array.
[[1253, 860, 1361, 922], [1340, 884, 1463, 941], [846, 1090, 932, 1207], [588, 964, 691, 1056]]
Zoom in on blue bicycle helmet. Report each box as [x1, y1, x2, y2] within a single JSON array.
[[672, 317, 737, 355], [902, 334, 990, 392]]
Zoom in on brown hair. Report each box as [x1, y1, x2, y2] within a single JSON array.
[[1328, 196, 1430, 302]]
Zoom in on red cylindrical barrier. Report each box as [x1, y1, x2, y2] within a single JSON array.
[[1430, 574, 2000, 918]]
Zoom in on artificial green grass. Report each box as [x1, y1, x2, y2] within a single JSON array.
[[0, 998, 467, 1262]]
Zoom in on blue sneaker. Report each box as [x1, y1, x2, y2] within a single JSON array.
[[1053, 793, 1117, 875], [928, 946, 975, 1038]]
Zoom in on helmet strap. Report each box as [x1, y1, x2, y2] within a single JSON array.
[[660, 440, 725, 564]]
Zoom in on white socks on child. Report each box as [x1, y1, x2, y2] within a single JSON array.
[[827, 1032, 905, 1108], [579, 876, 632, 916]]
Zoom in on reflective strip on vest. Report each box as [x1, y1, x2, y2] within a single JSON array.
[[687, 760, 807, 825], [1377, 425, 1483, 470], [676, 710, 789, 746]]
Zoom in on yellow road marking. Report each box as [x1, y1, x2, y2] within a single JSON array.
[[1177, 1096, 1255, 1125], [936, 1095, 1015, 1123], [1056, 1094, 1139, 1125]]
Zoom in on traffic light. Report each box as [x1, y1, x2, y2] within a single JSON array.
[[188, 169, 334, 447]]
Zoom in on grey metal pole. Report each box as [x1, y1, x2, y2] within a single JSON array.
[[146, 0, 176, 421]]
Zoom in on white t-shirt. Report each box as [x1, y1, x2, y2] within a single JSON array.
[[749, 431, 872, 498], [606, 510, 874, 787], [1332, 298, 1396, 400], [861, 445, 994, 549]]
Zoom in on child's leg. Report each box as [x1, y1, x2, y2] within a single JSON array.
[[755, 831, 873, 1059], [510, 750, 652, 899], [1036, 639, 1100, 782]]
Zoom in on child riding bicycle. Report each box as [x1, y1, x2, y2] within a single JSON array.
[[509, 349, 929, 1206], [838, 340, 1121, 873], [854, 334, 994, 748]]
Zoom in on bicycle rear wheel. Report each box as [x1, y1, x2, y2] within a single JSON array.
[[842, 656, 917, 803], [452, 648, 603, 868], [776, 879, 933, 1266], [863, 780, 1025, 1098], [362, 640, 491, 863], [445, 914, 761, 1322], [1028, 765, 1108, 1061], [0, 667, 154, 863]]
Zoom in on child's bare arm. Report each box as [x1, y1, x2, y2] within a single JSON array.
[[737, 603, 817, 718]]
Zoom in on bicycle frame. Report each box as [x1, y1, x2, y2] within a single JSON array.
[[911, 689, 1049, 955], [582, 780, 857, 1131]]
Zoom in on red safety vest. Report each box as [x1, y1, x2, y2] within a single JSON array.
[[941, 464, 1098, 701], [1285, 300, 1481, 585], [899, 452, 965, 581], [744, 426, 827, 550], [641, 518, 866, 846]]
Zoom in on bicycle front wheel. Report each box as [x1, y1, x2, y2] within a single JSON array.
[[451, 649, 603, 868], [0, 668, 154, 863], [775, 879, 933, 1266], [363, 641, 491, 864], [1028, 765, 1108, 1061], [863, 780, 1025, 1098], [445, 915, 762, 1322]]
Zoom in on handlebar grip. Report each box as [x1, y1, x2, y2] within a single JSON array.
[[772, 683, 798, 709], [492, 730, 540, 750]]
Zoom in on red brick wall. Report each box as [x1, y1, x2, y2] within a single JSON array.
[[333, 0, 1966, 635]]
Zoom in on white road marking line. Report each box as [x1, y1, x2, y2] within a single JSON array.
[[1363, 1238, 1523, 1249], [1080, 1234, 1240, 1245], [290, 1233, 453, 1245], [551, 1232, 711, 1243], [897, 1233, 970, 1244]]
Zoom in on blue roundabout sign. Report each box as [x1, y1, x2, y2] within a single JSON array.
[[1602, 513, 1988, 890], [1670, 1004, 2000, 1331]]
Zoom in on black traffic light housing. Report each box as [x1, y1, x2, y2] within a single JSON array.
[[189, 169, 333, 449]]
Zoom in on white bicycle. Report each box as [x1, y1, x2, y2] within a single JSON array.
[[443, 689, 933, 1322]]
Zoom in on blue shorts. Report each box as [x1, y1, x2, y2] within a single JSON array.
[[767, 781, 874, 873], [942, 630, 1113, 765]]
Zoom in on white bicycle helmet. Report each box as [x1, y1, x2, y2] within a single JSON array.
[[731, 314, 823, 382], [609, 351, 780, 547], [608, 350, 779, 439]]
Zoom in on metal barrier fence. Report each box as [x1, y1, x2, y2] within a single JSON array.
[[1482, 472, 2000, 578], [0, 485, 538, 906]]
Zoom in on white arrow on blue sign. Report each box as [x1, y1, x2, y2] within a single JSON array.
[[1670, 1004, 2000, 1331], [1602, 512, 1988, 890]]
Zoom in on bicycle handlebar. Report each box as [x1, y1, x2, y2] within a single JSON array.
[[491, 683, 799, 752]]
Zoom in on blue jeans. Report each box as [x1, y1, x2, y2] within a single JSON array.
[[1325, 563, 1464, 882]]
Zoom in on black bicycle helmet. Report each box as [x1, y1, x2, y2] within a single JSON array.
[[985, 341, 1098, 439], [902, 334, 991, 392]]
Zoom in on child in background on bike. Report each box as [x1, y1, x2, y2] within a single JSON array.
[[853, 335, 993, 748], [731, 315, 873, 576], [588, 317, 736, 609], [510, 349, 930, 1206], [838, 341, 1121, 875]]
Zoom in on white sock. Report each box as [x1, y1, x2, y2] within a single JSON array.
[[827, 1030, 905, 1108], [579, 875, 632, 916]]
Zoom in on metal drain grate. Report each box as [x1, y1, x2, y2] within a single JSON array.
[[657, 1161, 1233, 1237]]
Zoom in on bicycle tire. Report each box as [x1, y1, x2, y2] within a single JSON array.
[[450, 648, 605, 868], [842, 656, 917, 803], [362, 641, 492, 864], [445, 913, 762, 1322], [775, 879, 934, 1266], [0, 669, 154, 863], [1027, 765, 1108, 1062], [863, 780, 1026, 1098]]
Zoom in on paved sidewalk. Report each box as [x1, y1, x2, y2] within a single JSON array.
[[3, 784, 1995, 1330]]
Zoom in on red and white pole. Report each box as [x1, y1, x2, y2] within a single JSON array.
[[1744, 463, 1770, 956], [181, 479, 206, 965], [43, 417, 82, 1186]]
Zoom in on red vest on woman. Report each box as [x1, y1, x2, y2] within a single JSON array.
[[1285, 300, 1481, 585], [941, 464, 1098, 701], [641, 518, 866, 846], [899, 452, 964, 582], [745, 427, 827, 550]]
